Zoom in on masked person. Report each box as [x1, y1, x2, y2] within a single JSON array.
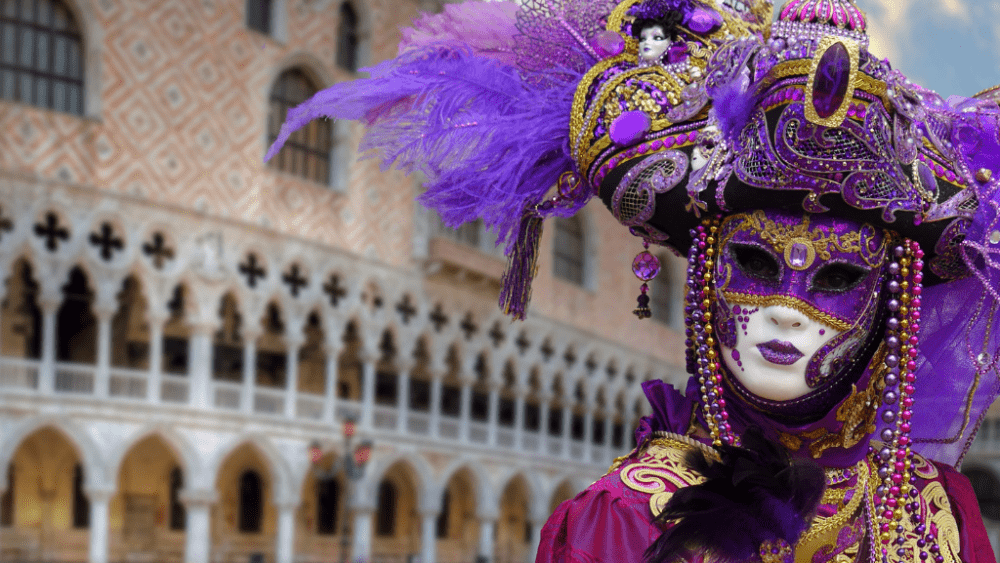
[[266, 0, 1000, 561]]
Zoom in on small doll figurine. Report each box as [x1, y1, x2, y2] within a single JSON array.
[[632, 12, 683, 64]]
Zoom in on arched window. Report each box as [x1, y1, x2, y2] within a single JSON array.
[[169, 466, 186, 531], [553, 216, 586, 285], [375, 479, 397, 536], [238, 469, 263, 533], [0, 0, 85, 114], [57, 266, 97, 365], [651, 254, 675, 326], [316, 477, 340, 535], [72, 463, 89, 528], [0, 464, 13, 527], [246, 0, 272, 34], [267, 68, 332, 184], [336, 2, 359, 72]]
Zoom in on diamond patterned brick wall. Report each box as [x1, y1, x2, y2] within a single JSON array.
[[1, 0, 420, 268]]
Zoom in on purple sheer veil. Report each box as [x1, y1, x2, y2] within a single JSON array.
[[907, 102, 1000, 467]]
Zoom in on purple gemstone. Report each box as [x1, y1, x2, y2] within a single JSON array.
[[789, 242, 809, 267], [610, 111, 651, 146], [592, 30, 625, 58], [632, 251, 661, 281], [667, 43, 687, 64], [685, 8, 723, 34], [812, 42, 851, 119]]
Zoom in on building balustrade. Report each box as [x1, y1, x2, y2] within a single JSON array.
[[0, 353, 630, 466]]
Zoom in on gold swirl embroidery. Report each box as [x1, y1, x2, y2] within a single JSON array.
[[911, 453, 939, 480], [619, 436, 712, 517], [920, 482, 961, 563], [794, 459, 868, 563]]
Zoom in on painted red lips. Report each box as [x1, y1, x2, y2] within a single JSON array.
[[756, 340, 804, 365]]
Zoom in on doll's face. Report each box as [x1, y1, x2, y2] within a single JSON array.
[[638, 25, 671, 62], [714, 210, 888, 402]]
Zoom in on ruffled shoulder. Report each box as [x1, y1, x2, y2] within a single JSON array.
[[537, 434, 709, 562]]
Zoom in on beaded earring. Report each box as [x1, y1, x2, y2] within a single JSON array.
[[684, 216, 738, 447], [633, 240, 661, 319], [872, 239, 935, 562]]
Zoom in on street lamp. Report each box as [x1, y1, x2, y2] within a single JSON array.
[[309, 413, 374, 563]]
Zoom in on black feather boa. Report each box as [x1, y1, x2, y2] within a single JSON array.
[[644, 427, 826, 563]]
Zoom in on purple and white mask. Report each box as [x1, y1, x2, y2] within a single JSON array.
[[714, 210, 889, 402]]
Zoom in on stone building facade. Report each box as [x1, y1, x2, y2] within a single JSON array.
[[0, 1, 692, 562]]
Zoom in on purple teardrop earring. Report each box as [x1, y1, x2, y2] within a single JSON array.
[[633, 240, 661, 319]]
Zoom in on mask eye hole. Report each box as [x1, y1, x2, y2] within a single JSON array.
[[729, 244, 780, 282], [811, 263, 868, 292]]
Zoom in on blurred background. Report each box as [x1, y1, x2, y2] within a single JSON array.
[[0, 1, 997, 563]]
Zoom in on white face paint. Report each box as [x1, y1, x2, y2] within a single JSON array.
[[720, 304, 842, 401], [638, 25, 671, 62]]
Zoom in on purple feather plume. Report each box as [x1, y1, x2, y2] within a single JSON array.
[[709, 67, 760, 145], [264, 47, 582, 254], [645, 427, 824, 563], [399, 1, 521, 66]]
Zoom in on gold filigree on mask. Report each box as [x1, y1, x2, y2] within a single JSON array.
[[721, 291, 853, 332], [721, 210, 889, 270]]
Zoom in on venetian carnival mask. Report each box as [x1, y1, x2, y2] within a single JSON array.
[[714, 209, 890, 402]]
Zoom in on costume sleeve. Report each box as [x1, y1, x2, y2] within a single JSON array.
[[536, 469, 663, 563], [935, 461, 997, 563]]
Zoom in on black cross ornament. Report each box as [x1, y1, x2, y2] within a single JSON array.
[[323, 274, 347, 306], [142, 232, 174, 269], [515, 331, 531, 355], [540, 340, 554, 361], [239, 253, 266, 288], [564, 348, 577, 367], [282, 264, 308, 297], [34, 212, 69, 252], [488, 322, 505, 348], [459, 312, 478, 340], [90, 223, 124, 261], [396, 295, 418, 325], [429, 304, 449, 332], [0, 206, 12, 241], [585, 355, 598, 373]]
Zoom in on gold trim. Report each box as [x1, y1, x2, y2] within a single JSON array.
[[721, 292, 853, 332], [804, 36, 860, 128], [793, 459, 868, 563], [618, 434, 713, 517]]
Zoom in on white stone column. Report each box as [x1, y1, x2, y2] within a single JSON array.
[[603, 413, 615, 462], [561, 404, 573, 457], [181, 490, 215, 563], [538, 395, 551, 450], [38, 298, 60, 393], [241, 329, 261, 414], [420, 508, 439, 563], [284, 332, 305, 418], [323, 342, 342, 423], [582, 406, 595, 461], [513, 387, 527, 449], [487, 382, 500, 446], [478, 516, 497, 562], [275, 501, 298, 563], [188, 323, 216, 410], [429, 373, 443, 439], [86, 488, 114, 563], [360, 352, 377, 430], [93, 306, 115, 398], [528, 517, 546, 562], [351, 507, 374, 562], [396, 361, 413, 434], [459, 377, 473, 442], [147, 313, 165, 403]]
